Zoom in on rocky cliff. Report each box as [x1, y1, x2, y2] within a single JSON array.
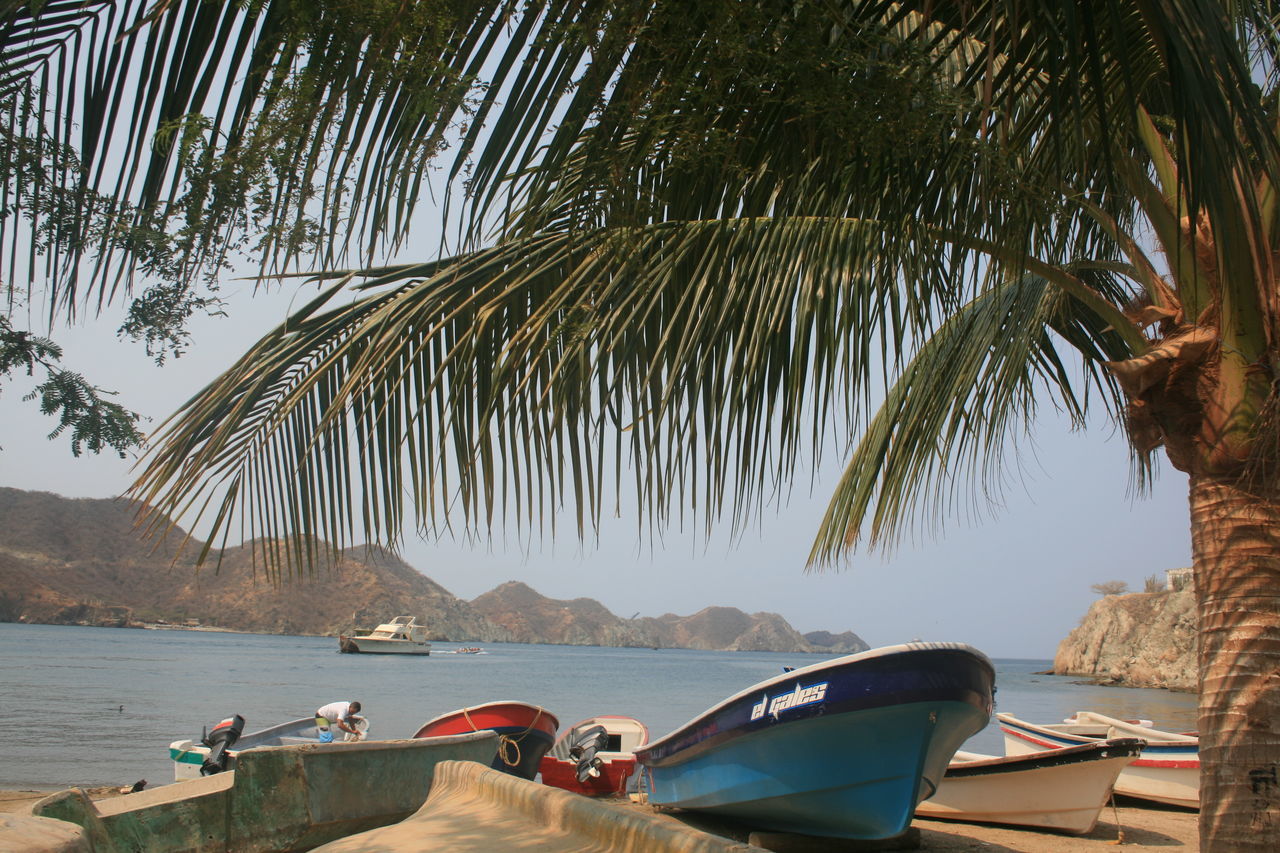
[[1053, 590, 1198, 691], [0, 487, 867, 654]]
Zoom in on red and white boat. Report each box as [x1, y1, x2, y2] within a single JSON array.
[[539, 715, 650, 796], [413, 700, 559, 780], [998, 711, 1199, 808]]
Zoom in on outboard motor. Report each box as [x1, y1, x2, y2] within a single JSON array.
[[568, 725, 609, 783], [200, 714, 245, 776]]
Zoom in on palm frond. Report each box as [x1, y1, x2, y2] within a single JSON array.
[[810, 266, 1140, 564], [9, 1, 1275, 321], [133, 210, 974, 576]]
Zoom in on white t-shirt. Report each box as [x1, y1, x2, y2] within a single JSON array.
[[316, 701, 354, 724]]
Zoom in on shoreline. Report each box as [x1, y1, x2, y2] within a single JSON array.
[[1, 786, 1199, 851]]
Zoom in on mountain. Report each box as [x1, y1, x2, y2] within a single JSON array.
[[472, 583, 869, 653], [0, 487, 868, 654], [0, 488, 509, 640], [803, 630, 871, 655], [471, 581, 652, 646]]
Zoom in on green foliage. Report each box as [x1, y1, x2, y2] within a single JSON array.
[[1, 88, 227, 362], [1, 0, 483, 313], [118, 283, 226, 365], [0, 315, 144, 457]]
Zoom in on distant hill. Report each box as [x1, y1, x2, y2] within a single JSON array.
[[463, 583, 869, 653], [0, 487, 868, 654], [635, 606, 811, 652], [472, 581, 651, 647], [0, 488, 509, 640]]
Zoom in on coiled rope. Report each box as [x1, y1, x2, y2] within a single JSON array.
[[463, 705, 546, 769]]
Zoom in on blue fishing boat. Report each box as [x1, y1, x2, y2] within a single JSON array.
[[633, 642, 995, 840]]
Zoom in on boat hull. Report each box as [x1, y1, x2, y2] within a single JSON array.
[[541, 754, 638, 796], [998, 713, 1199, 809], [916, 739, 1144, 834], [338, 636, 430, 654], [540, 715, 650, 797], [635, 643, 994, 840], [413, 701, 559, 780]]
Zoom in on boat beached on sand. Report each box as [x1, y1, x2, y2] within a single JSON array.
[[338, 615, 431, 654], [916, 738, 1144, 833], [413, 700, 559, 780], [634, 642, 996, 841], [539, 715, 650, 796], [998, 710, 1199, 808], [168, 714, 369, 781]]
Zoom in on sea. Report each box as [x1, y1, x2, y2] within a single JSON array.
[[0, 622, 1199, 791]]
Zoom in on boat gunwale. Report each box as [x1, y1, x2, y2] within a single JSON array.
[[1068, 710, 1199, 743], [637, 642, 991, 757], [998, 714, 1199, 769], [413, 700, 560, 739], [943, 738, 1145, 778], [635, 644, 994, 768]]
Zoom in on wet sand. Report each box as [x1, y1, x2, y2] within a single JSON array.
[[1, 787, 1198, 851]]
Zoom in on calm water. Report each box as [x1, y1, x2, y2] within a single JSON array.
[[0, 623, 1198, 790]]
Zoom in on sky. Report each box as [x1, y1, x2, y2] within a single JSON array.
[[1, 273, 1193, 659], [0, 10, 1193, 659]]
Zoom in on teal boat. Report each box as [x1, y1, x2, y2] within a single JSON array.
[[633, 642, 995, 840]]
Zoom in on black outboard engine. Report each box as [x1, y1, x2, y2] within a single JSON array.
[[568, 725, 609, 784], [200, 714, 245, 776]]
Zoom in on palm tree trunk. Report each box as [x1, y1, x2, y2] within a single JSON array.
[[1190, 474, 1280, 850]]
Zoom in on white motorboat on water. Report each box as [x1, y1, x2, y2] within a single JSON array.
[[168, 714, 370, 781], [339, 615, 431, 655], [998, 710, 1199, 808], [916, 738, 1144, 833]]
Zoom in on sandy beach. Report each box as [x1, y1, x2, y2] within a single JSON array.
[[2, 786, 1198, 851], [911, 803, 1198, 851]]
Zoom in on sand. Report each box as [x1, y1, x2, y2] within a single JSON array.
[[911, 802, 1199, 851], [0, 787, 1198, 851]]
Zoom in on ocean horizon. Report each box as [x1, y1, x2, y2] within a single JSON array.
[[0, 622, 1198, 790]]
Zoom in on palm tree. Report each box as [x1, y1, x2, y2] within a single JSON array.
[[5, 2, 1279, 848]]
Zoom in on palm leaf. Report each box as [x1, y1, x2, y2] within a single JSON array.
[[7, 1, 1275, 322], [811, 265, 1139, 563]]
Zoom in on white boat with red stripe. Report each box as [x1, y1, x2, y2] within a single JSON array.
[[997, 711, 1198, 808]]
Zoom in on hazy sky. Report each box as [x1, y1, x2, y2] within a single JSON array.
[[1, 271, 1192, 660], [0, 12, 1196, 661]]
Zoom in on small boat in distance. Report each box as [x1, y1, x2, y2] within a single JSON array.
[[339, 616, 431, 655], [916, 738, 1144, 833], [168, 714, 369, 781], [412, 700, 559, 780], [998, 711, 1199, 808], [634, 642, 995, 841], [540, 715, 650, 796]]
